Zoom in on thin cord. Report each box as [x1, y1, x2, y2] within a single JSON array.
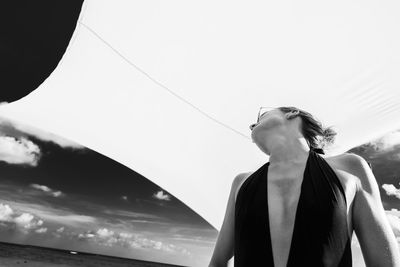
[[78, 21, 251, 141]]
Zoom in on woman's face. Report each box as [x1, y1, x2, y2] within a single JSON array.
[[250, 108, 284, 131], [250, 108, 287, 144]]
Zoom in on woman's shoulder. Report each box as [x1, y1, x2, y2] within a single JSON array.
[[324, 152, 366, 165], [233, 171, 254, 202], [324, 152, 372, 176]]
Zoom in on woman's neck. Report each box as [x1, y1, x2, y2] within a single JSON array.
[[267, 138, 310, 166]]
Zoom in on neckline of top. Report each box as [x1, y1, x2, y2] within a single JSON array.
[[264, 148, 313, 267]]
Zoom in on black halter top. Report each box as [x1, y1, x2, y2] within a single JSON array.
[[234, 149, 352, 267]]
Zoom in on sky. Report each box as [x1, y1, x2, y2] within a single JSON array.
[[1, 116, 400, 266], [0, 116, 217, 267]]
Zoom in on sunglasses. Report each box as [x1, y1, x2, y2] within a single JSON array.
[[257, 106, 276, 123], [249, 106, 276, 131]]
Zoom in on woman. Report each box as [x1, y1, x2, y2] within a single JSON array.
[[209, 106, 400, 267]]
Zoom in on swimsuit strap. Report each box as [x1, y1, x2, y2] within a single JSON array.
[[310, 146, 325, 154]]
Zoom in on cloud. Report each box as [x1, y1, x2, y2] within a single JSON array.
[[119, 232, 133, 239], [128, 219, 172, 225], [387, 214, 400, 236], [32, 184, 51, 192], [387, 208, 400, 217], [153, 190, 171, 201], [171, 235, 216, 245], [382, 184, 400, 199], [0, 136, 41, 166], [97, 228, 114, 238], [30, 184, 65, 198], [385, 209, 400, 239], [1, 200, 97, 227], [0, 203, 14, 221], [0, 116, 84, 149], [14, 213, 44, 230], [0, 203, 45, 233], [385, 209, 400, 248], [38, 214, 96, 227], [368, 130, 400, 152], [52, 226, 66, 238], [167, 226, 218, 248], [121, 196, 128, 201], [78, 232, 96, 239], [76, 227, 191, 255], [35, 227, 48, 234], [102, 209, 162, 220], [1, 201, 192, 255]]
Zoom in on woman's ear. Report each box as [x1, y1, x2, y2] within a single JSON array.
[[285, 110, 300, 120]]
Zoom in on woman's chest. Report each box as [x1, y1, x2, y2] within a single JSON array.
[[267, 159, 358, 242]]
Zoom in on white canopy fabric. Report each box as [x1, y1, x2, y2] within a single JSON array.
[[1, 0, 400, 230]]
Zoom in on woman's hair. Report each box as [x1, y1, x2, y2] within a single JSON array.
[[277, 106, 337, 154]]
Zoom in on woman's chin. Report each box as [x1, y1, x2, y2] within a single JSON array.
[[251, 128, 268, 141]]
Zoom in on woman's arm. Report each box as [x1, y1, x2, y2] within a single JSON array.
[[208, 173, 247, 267], [349, 153, 400, 267]]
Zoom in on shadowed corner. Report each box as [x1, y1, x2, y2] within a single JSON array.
[[0, 0, 84, 103]]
